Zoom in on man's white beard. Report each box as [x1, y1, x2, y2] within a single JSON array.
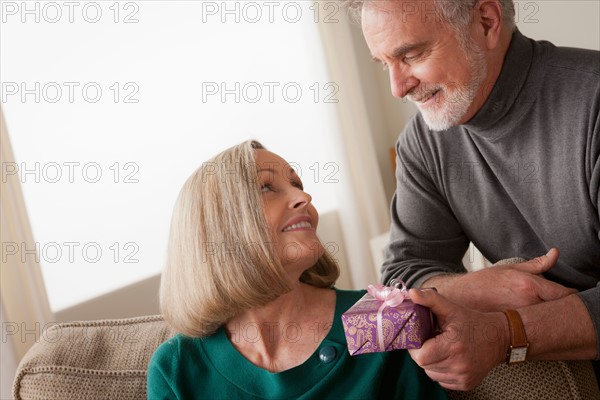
[[413, 45, 488, 132]]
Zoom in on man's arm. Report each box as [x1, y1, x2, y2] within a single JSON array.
[[408, 288, 597, 391], [422, 248, 577, 311], [381, 120, 470, 288], [521, 292, 596, 360]]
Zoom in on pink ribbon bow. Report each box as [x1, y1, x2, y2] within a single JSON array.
[[367, 281, 409, 351]]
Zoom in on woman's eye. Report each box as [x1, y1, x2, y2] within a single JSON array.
[[260, 184, 274, 193], [293, 181, 304, 191]]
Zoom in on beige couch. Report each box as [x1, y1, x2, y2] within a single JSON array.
[[13, 314, 600, 399]]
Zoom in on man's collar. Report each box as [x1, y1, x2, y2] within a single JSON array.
[[463, 30, 534, 136]]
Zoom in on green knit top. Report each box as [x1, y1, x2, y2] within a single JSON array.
[[147, 288, 447, 399]]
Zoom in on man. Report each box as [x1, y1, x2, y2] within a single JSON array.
[[345, 0, 599, 391]]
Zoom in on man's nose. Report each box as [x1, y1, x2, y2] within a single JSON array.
[[389, 65, 419, 98]]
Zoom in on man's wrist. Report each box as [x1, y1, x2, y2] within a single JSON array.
[[503, 309, 529, 364], [494, 311, 512, 365], [421, 273, 458, 294]]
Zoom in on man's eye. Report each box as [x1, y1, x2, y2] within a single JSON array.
[[404, 53, 423, 62]]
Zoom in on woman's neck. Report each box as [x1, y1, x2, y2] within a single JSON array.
[[224, 283, 336, 372]]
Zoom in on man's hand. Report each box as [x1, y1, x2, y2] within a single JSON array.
[[425, 248, 577, 312], [408, 288, 509, 391]]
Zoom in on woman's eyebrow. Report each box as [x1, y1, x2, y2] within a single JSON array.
[[257, 165, 298, 180], [258, 166, 297, 175], [257, 168, 276, 181], [287, 166, 298, 176]]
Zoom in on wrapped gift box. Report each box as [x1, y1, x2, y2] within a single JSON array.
[[341, 286, 434, 355]]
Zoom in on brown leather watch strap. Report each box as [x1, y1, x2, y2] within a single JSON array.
[[504, 309, 528, 348]]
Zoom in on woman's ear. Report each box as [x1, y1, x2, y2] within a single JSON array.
[[474, 0, 504, 50]]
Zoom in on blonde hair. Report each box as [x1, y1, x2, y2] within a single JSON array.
[[160, 140, 339, 337]]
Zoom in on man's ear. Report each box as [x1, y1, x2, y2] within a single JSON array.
[[474, 0, 504, 49]]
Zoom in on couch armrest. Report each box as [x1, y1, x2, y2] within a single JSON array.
[[13, 315, 176, 400], [447, 360, 599, 400]]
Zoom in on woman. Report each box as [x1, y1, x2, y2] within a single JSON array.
[[147, 140, 447, 399]]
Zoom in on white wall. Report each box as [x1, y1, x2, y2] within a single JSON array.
[[516, 1, 600, 51]]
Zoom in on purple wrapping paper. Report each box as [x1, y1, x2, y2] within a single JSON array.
[[341, 292, 434, 355]]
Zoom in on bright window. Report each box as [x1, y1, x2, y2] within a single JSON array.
[[1, 1, 342, 311]]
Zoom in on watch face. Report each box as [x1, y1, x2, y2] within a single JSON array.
[[509, 347, 528, 363]]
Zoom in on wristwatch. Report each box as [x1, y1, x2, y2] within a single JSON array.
[[503, 309, 529, 364]]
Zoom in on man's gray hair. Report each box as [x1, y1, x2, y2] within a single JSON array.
[[343, 0, 516, 34]]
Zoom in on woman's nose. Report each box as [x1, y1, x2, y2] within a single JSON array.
[[290, 189, 312, 209]]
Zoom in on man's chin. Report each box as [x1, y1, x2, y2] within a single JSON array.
[[419, 111, 454, 132], [418, 102, 472, 131]]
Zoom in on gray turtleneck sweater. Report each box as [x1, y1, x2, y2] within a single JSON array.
[[382, 30, 600, 354]]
